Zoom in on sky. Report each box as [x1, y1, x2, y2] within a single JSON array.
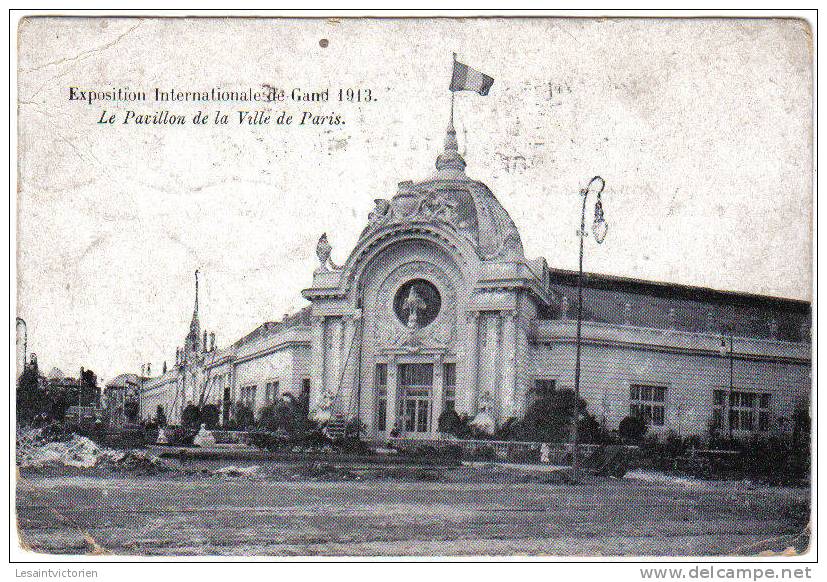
[[16, 17, 813, 382]]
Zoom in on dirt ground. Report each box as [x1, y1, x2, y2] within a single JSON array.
[[15, 463, 810, 557]]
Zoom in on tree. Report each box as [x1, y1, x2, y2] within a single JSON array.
[[79, 368, 100, 407], [155, 405, 167, 427], [123, 399, 140, 423], [181, 403, 201, 430], [232, 402, 255, 430], [257, 394, 316, 436], [517, 389, 586, 443], [437, 408, 471, 437], [618, 415, 648, 443], [16, 362, 44, 424], [200, 404, 220, 429]]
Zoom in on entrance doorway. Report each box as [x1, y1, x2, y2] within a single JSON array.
[[398, 363, 433, 434]]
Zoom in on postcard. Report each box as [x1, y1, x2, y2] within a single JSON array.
[[14, 15, 813, 559]]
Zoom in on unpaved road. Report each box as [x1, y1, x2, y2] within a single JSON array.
[[15, 469, 809, 556]]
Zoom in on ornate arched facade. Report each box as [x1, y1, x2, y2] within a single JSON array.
[[302, 122, 554, 438]]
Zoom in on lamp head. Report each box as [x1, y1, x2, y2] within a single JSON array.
[[592, 198, 608, 244]]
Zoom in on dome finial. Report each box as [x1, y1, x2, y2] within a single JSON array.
[[436, 91, 466, 173]]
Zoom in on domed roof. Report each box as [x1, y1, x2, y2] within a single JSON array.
[[359, 122, 524, 262], [106, 373, 139, 388]]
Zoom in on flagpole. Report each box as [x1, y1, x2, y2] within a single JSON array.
[[450, 52, 457, 128]]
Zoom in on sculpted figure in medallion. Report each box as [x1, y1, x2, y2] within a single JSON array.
[[401, 286, 428, 329]]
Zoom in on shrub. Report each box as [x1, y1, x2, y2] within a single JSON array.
[[338, 435, 370, 454], [257, 394, 317, 438], [154, 405, 167, 427], [250, 431, 289, 451], [738, 435, 797, 481], [200, 404, 220, 429], [231, 403, 255, 430], [123, 399, 139, 423], [343, 418, 363, 437], [578, 412, 610, 444], [437, 408, 472, 438], [178, 403, 222, 431], [412, 445, 440, 460], [181, 404, 201, 431], [494, 417, 520, 440], [618, 415, 648, 443], [508, 389, 594, 443], [257, 403, 285, 433], [788, 405, 811, 478]]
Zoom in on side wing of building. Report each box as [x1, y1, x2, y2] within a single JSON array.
[[529, 271, 811, 438]]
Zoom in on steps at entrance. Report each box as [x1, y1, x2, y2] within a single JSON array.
[[325, 414, 349, 440]]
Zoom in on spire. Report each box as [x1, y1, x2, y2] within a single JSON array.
[[435, 92, 467, 174], [186, 269, 201, 353], [194, 269, 199, 313]]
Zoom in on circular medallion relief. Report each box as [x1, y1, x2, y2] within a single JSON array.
[[393, 279, 441, 329]]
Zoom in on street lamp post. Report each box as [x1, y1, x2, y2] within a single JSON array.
[[719, 314, 735, 441], [573, 176, 608, 480]]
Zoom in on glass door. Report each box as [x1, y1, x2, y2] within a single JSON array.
[[398, 363, 433, 434]]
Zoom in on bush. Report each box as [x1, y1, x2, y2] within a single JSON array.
[[154, 405, 167, 427], [229, 403, 255, 430], [123, 399, 139, 423], [181, 404, 201, 431], [160, 426, 187, 446], [249, 431, 289, 451], [579, 412, 610, 444], [437, 408, 471, 438], [506, 389, 596, 443], [494, 417, 520, 440], [200, 404, 220, 429], [618, 415, 648, 443], [337, 435, 371, 454], [256, 403, 284, 432], [738, 435, 800, 482], [256, 394, 317, 438]]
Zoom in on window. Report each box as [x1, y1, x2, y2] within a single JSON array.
[[729, 391, 754, 431], [630, 384, 666, 426], [239, 385, 257, 408], [759, 393, 771, 432], [726, 390, 771, 432], [399, 363, 433, 387], [443, 363, 456, 411], [375, 364, 387, 431], [264, 381, 279, 406]]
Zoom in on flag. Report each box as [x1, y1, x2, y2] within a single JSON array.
[[450, 59, 494, 96]]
